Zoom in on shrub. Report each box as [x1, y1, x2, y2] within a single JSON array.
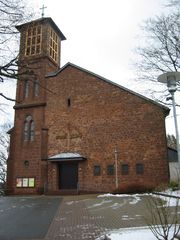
[[169, 181, 179, 191]]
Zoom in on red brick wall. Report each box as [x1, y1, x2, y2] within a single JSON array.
[[6, 18, 62, 194], [45, 65, 169, 193]]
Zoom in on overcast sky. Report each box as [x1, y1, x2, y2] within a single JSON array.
[[1, 0, 178, 134], [34, 0, 164, 85]]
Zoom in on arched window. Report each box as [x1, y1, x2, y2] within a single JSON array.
[[30, 120, 35, 141], [33, 79, 39, 97], [24, 80, 29, 98], [23, 115, 35, 141], [24, 121, 29, 141]]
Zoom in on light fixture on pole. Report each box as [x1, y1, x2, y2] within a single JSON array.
[[158, 72, 180, 175]]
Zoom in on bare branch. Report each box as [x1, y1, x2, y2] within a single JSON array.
[[135, 11, 180, 107]]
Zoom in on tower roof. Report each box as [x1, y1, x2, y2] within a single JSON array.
[[16, 17, 66, 40]]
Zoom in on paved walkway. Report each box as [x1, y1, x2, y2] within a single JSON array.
[[45, 194, 149, 240], [45, 195, 103, 240], [1, 194, 179, 240]]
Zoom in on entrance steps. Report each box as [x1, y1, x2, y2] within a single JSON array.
[[47, 189, 79, 195]]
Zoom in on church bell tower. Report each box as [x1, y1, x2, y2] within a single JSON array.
[[6, 18, 66, 194]]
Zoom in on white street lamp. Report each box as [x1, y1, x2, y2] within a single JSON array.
[[158, 72, 180, 177]]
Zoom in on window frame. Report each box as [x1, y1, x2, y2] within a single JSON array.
[[121, 164, 129, 175], [25, 25, 42, 56], [23, 115, 35, 141], [49, 28, 59, 63], [136, 163, 144, 175], [93, 165, 101, 176], [107, 164, 115, 175], [24, 80, 29, 98], [33, 79, 39, 97]]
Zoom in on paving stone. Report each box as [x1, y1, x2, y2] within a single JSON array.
[[45, 195, 105, 240], [44, 194, 180, 240]]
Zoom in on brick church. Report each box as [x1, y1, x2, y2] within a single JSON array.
[[6, 17, 170, 195]]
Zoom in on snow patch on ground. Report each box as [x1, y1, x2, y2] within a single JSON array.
[[96, 190, 180, 239], [153, 191, 180, 207], [87, 200, 112, 209], [96, 226, 178, 240], [98, 189, 180, 207], [163, 189, 180, 197]]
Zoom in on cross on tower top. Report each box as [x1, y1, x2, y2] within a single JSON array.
[[40, 4, 47, 18]]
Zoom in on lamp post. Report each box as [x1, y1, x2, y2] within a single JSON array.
[[158, 72, 180, 176]]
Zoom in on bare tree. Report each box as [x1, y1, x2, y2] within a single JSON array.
[[0, 0, 34, 103], [135, 6, 180, 105], [145, 194, 180, 240], [164, 0, 180, 7], [0, 123, 11, 193]]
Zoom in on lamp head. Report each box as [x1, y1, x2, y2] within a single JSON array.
[[158, 72, 180, 93], [167, 75, 177, 93]]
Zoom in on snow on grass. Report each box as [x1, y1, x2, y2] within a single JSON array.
[[153, 190, 180, 207], [95, 191, 180, 239], [163, 189, 180, 197], [98, 189, 180, 207], [96, 226, 178, 240], [98, 193, 148, 206]]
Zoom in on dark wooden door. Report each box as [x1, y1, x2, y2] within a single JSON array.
[[59, 163, 78, 189]]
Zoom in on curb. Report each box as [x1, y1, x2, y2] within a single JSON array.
[[153, 191, 180, 199]]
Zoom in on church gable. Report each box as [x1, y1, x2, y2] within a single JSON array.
[[46, 62, 169, 115], [44, 61, 169, 194]]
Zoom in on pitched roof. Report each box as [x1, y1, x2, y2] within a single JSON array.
[[46, 62, 170, 114]]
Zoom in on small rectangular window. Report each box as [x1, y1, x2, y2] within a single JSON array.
[[94, 165, 101, 176], [121, 164, 129, 175], [107, 165, 114, 175], [136, 163, 144, 174], [67, 98, 71, 107]]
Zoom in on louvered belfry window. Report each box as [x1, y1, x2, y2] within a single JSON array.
[[25, 25, 42, 56], [49, 28, 59, 63]]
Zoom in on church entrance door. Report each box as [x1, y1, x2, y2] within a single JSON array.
[[59, 163, 78, 189]]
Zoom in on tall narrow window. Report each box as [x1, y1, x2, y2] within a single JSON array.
[[30, 121, 35, 141], [67, 98, 71, 107], [24, 80, 29, 98], [24, 121, 29, 141], [33, 80, 39, 97], [23, 116, 35, 141]]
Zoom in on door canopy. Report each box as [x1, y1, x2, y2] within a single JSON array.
[[47, 152, 86, 162]]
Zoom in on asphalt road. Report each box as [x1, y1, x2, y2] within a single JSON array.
[[0, 196, 61, 240]]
